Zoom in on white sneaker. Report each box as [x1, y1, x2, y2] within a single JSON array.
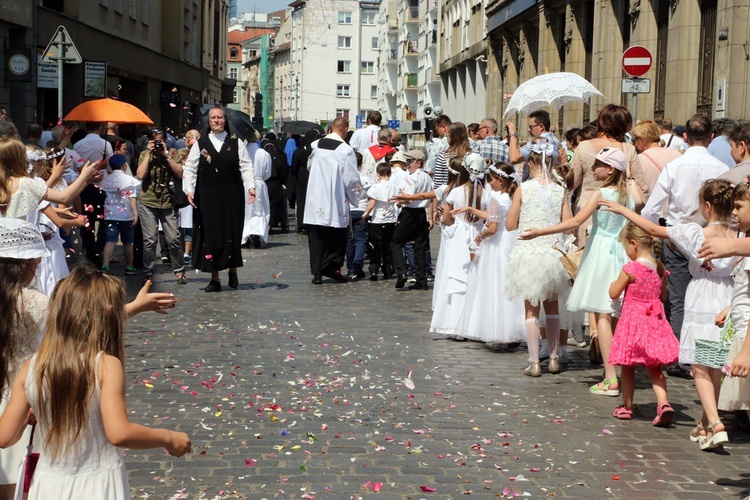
[[558, 346, 569, 364]]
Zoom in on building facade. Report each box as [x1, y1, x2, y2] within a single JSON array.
[[485, 0, 749, 134], [439, 0, 487, 124], [287, 0, 380, 126], [1, 0, 232, 136]]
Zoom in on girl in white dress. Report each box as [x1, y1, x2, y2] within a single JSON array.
[[394, 161, 460, 311], [601, 179, 736, 449], [0, 138, 99, 221], [0, 264, 191, 499], [0, 219, 49, 498], [429, 153, 487, 336], [505, 140, 571, 376], [453, 163, 525, 345]]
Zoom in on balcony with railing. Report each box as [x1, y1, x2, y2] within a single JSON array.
[[404, 73, 418, 89], [406, 0, 419, 22]]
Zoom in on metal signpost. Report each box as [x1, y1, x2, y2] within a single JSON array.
[[41, 26, 83, 120], [621, 45, 652, 122]]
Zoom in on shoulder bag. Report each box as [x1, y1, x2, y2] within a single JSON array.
[[14, 424, 39, 500]]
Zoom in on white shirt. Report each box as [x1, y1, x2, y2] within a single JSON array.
[[182, 131, 255, 194], [74, 133, 113, 165], [349, 124, 380, 154], [641, 146, 729, 225], [99, 170, 141, 221], [350, 173, 373, 212], [399, 168, 432, 208], [303, 133, 362, 228], [389, 166, 408, 189], [252, 147, 272, 181], [660, 133, 685, 152], [367, 181, 398, 224], [731, 258, 750, 340]]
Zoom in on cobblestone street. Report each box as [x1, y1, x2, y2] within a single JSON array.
[[121, 229, 750, 499]]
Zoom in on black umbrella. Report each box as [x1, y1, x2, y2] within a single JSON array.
[[197, 107, 257, 142], [281, 120, 324, 135]]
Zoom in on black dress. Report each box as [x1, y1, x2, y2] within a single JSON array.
[[293, 147, 311, 233], [192, 134, 245, 272]]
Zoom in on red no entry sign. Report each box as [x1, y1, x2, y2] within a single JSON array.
[[622, 46, 652, 77]]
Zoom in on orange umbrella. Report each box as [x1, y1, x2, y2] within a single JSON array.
[[64, 98, 153, 125]]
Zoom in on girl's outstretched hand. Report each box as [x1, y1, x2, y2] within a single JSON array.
[[126, 279, 179, 318], [451, 206, 471, 216], [167, 431, 192, 457], [518, 228, 539, 240], [598, 199, 624, 213]]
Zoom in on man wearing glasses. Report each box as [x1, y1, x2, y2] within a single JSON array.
[[476, 118, 509, 163], [505, 110, 560, 164]]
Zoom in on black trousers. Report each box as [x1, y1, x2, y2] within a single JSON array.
[[390, 208, 429, 287], [308, 224, 347, 276], [368, 222, 395, 276]]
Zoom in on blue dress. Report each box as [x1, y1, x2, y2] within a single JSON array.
[[566, 188, 632, 314]]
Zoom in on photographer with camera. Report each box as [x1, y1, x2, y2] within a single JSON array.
[[136, 128, 187, 284]]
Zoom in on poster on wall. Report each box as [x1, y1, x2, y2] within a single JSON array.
[[84, 61, 107, 98]]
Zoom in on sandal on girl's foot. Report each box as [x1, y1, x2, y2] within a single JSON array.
[[699, 421, 729, 451], [590, 378, 620, 396], [653, 402, 674, 427], [613, 405, 633, 420], [689, 424, 708, 442]]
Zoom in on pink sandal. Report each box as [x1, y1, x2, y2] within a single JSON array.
[[652, 402, 674, 427], [613, 405, 633, 420]]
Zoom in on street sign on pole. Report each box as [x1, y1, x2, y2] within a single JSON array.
[[41, 26, 83, 121], [621, 78, 651, 94], [621, 45, 652, 77]]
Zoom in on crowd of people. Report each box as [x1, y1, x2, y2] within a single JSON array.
[[2, 102, 750, 497], [299, 107, 750, 455]]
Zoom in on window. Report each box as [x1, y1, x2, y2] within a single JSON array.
[[230, 47, 239, 59], [99, 0, 108, 6], [142, 0, 149, 25], [338, 11, 352, 24], [229, 67, 238, 79], [129, 0, 136, 19], [361, 12, 376, 25], [370, 85, 378, 99], [336, 109, 350, 119], [337, 60, 351, 73], [336, 84, 351, 97], [233, 90, 238, 103], [337, 36, 352, 49], [115, 0, 123, 13], [361, 61, 374, 74], [371, 37, 379, 50]]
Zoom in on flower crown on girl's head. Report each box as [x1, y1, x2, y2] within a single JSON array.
[[528, 139, 554, 158], [26, 147, 46, 173], [488, 164, 522, 184]]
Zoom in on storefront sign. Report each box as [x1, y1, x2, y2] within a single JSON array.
[[84, 61, 107, 97]]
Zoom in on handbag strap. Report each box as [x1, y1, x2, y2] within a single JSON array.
[[28, 424, 36, 448], [640, 149, 663, 172]]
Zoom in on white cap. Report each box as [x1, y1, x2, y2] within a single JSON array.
[[0, 218, 49, 259]]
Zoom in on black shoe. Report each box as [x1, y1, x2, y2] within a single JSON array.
[[409, 283, 428, 290], [325, 270, 348, 283], [426, 272, 435, 282], [161, 256, 169, 263], [353, 269, 366, 279], [311, 275, 323, 284], [204, 280, 222, 292], [228, 272, 239, 289], [666, 364, 693, 379], [395, 275, 407, 288], [369, 274, 378, 281], [383, 272, 393, 280]]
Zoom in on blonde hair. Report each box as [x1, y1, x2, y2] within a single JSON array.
[[0, 137, 31, 214], [599, 165, 629, 206], [34, 263, 126, 460], [630, 120, 662, 145], [620, 221, 666, 277]]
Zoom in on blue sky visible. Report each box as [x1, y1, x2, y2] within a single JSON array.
[[236, 0, 291, 15]]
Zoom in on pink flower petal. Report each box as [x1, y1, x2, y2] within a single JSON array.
[[420, 485, 436, 492]]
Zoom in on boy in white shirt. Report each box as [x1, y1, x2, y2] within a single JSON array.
[[361, 163, 398, 280], [99, 154, 141, 274]]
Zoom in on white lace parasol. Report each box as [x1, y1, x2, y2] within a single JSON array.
[[503, 72, 605, 119]]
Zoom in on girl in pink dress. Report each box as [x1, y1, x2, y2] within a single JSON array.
[[608, 221, 679, 425]]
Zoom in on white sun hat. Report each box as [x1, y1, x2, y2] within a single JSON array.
[[0, 218, 50, 259]]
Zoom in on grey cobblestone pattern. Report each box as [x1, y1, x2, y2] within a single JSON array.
[[117, 227, 750, 499]]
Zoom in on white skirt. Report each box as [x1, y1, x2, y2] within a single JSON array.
[[718, 336, 750, 411]]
